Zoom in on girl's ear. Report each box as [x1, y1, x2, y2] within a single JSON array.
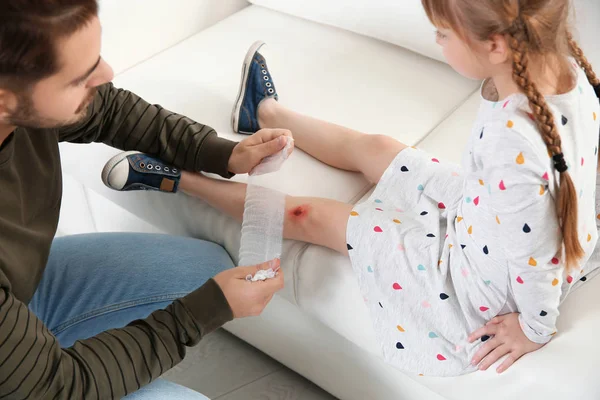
[[487, 34, 510, 66]]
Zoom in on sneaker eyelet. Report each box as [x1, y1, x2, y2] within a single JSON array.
[[155, 166, 162, 171], [140, 162, 145, 168], [263, 76, 269, 81], [164, 167, 170, 172], [268, 88, 274, 94], [147, 164, 153, 170], [261, 69, 267, 75], [172, 168, 178, 173], [261, 64, 265, 68], [266, 82, 272, 88]]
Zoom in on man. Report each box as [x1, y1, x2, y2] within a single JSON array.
[[0, 1, 288, 399]]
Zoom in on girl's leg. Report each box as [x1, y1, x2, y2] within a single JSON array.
[[258, 99, 406, 184], [180, 172, 352, 255]]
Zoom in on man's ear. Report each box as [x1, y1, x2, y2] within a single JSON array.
[[0, 89, 17, 122], [487, 34, 510, 66]]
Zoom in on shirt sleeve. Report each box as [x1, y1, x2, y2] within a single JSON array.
[[0, 278, 233, 399], [58, 83, 237, 178], [470, 120, 563, 344]]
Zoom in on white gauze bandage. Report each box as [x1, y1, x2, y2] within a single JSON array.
[[239, 137, 293, 281]]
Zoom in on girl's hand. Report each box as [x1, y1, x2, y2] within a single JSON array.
[[468, 312, 545, 373], [228, 128, 293, 175]]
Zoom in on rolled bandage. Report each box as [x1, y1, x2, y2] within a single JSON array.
[[239, 137, 293, 281], [246, 268, 278, 282], [250, 137, 294, 175]]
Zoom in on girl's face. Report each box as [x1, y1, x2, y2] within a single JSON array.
[[435, 27, 494, 81]]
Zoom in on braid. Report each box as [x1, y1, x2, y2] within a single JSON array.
[[508, 24, 562, 154], [567, 32, 600, 87], [508, 20, 584, 270]]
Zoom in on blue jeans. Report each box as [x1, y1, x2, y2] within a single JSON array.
[[29, 233, 235, 399]]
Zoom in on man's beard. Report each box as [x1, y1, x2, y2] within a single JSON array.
[[6, 89, 96, 130]]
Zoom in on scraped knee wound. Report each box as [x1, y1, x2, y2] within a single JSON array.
[[289, 205, 310, 219]]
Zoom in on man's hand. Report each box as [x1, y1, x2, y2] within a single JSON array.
[[228, 129, 294, 175], [468, 312, 545, 373], [213, 259, 284, 318]]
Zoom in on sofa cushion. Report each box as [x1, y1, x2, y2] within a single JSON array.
[[58, 173, 165, 236], [58, 3, 600, 399], [248, 0, 600, 71], [248, 0, 445, 63], [60, 5, 478, 302], [99, 0, 248, 75], [64, 4, 477, 203]]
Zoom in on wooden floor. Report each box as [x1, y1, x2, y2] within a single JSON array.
[[162, 329, 338, 399]]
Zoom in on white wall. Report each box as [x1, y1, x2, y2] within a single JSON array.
[[573, 0, 600, 67], [99, 0, 249, 76]]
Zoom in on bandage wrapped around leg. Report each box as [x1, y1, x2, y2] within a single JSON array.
[[239, 138, 293, 281]]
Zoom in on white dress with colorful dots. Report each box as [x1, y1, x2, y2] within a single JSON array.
[[346, 64, 600, 377]]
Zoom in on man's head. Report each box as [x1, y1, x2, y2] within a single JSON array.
[[0, 0, 114, 130]]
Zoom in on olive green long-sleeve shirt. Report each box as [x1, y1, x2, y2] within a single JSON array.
[[0, 83, 237, 399]]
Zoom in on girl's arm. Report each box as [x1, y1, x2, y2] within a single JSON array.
[[465, 118, 565, 341], [462, 117, 568, 371]]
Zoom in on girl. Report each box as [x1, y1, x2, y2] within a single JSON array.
[[103, 0, 600, 376]]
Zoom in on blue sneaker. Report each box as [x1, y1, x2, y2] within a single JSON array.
[[232, 41, 279, 135], [101, 151, 181, 193]]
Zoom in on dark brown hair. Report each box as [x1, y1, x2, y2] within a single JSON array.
[[0, 0, 98, 91], [422, 0, 599, 270]]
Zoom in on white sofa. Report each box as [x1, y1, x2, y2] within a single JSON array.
[[58, 1, 600, 399]]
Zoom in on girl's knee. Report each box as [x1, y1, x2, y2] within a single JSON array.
[[284, 198, 350, 253], [358, 134, 406, 183], [360, 134, 399, 151], [284, 200, 322, 242]]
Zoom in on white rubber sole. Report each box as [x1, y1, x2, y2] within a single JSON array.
[[231, 40, 266, 133], [101, 150, 140, 190]]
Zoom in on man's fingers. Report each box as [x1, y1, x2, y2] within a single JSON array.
[[249, 128, 292, 144], [234, 265, 261, 278], [262, 268, 284, 292], [468, 323, 498, 343], [280, 129, 293, 139], [263, 294, 275, 306], [234, 259, 283, 294], [256, 136, 287, 160], [235, 259, 280, 278], [288, 140, 295, 156], [264, 258, 280, 271]]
